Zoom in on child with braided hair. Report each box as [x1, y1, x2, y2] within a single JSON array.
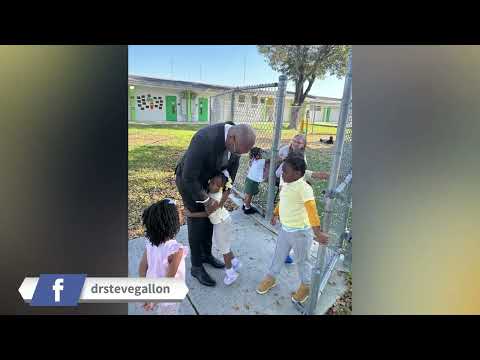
[[138, 198, 188, 315]]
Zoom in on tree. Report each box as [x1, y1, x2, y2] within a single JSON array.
[[257, 45, 349, 129]]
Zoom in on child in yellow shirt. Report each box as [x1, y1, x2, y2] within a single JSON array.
[[256, 154, 329, 305]]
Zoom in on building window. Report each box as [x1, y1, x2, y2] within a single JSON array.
[[251, 96, 258, 105], [238, 95, 246, 103], [260, 97, 265, 104], [315, 106, 322, 111]]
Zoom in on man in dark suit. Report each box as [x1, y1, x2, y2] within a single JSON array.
[[175, 122, 256, 286]]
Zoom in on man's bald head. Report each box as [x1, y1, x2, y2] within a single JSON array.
[[226, 123, 256, 155]]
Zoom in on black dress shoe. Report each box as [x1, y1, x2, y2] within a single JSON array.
[[244, 207, 258, 215], [191, 266, 216, 287], [202, 255, 225, 269]]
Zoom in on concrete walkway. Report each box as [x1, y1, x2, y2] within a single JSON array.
[[128, 196, 348, 315]]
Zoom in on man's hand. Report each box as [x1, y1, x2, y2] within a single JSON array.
[[313, 226, 329, 245], [205, 198, 220, 215], [183, 208, 192, 217], [271, 215, 278, 226]]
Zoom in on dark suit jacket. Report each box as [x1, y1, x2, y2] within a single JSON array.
[[175, 122, 240, 210]]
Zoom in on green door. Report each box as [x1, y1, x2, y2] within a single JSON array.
[[325, 107, 331, 122], [198, 97, 208, 122], [128, 86, 136, 121], [166, 96, 177, 121]]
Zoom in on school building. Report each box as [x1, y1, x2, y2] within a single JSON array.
[[128, 75, 342, 124]]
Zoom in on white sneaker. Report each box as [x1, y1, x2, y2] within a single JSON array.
[[232, 258, 242, 272], [224, 269, 239, 286]]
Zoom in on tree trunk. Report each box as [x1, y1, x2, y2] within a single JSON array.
[[288, 105, 301, 129], [288, 80, 303, 129]]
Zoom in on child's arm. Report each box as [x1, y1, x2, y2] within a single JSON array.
[[304, 170, 329, 182], [184, 208, 209, 218], [311, 171, 329, 180], [166, 248, 184, 277], [219, 176, 233, 207], [263, 160, 271, 182], [139, 250, 155, 311], [271, 203, 280, 225], [219, 189, 230, 208], [138, 250, 148, 277], [304, 200, 329, 245]]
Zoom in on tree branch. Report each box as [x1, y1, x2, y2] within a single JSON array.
[[307, 45, 332, 79], [300, 76, 316, 104]]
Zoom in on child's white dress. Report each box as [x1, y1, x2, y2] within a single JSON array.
[[145, 238, 188, 315], [208, 190, 233, 255]]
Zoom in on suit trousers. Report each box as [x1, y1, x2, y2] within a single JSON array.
[[176, 174, 214, 267]]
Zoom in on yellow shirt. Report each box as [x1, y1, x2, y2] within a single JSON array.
[[278, 178, 315, 229]]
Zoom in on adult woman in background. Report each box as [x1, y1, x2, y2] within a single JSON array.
[[276, 134, 329, 184]]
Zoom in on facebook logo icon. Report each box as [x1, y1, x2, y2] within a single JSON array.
[[52, 278, 64, 302], [30, 274, 86, 307]]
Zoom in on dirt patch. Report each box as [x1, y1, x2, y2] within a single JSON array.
[[326, 272, 352, 315]]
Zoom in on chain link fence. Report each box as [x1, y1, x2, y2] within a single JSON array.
[[306, 47, 352, 314], [326, 90, 352, 268], [210, 83, 280, 214]]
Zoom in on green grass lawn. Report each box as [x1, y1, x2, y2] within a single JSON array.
[[128, 124, 204, 238], [128, 123, 334, 239], [304, 145, 334, 217]]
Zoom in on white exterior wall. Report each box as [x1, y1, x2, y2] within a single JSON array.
[[281, 98, 342, 125], [129, 84, 213, 123], [129, 80, 340, 125], [329, 107, 341, 124], [308, 103, 341, 124], [310, 105, 322, 123], [130, 85, 178, 122], [232, 93, 270, 121]]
